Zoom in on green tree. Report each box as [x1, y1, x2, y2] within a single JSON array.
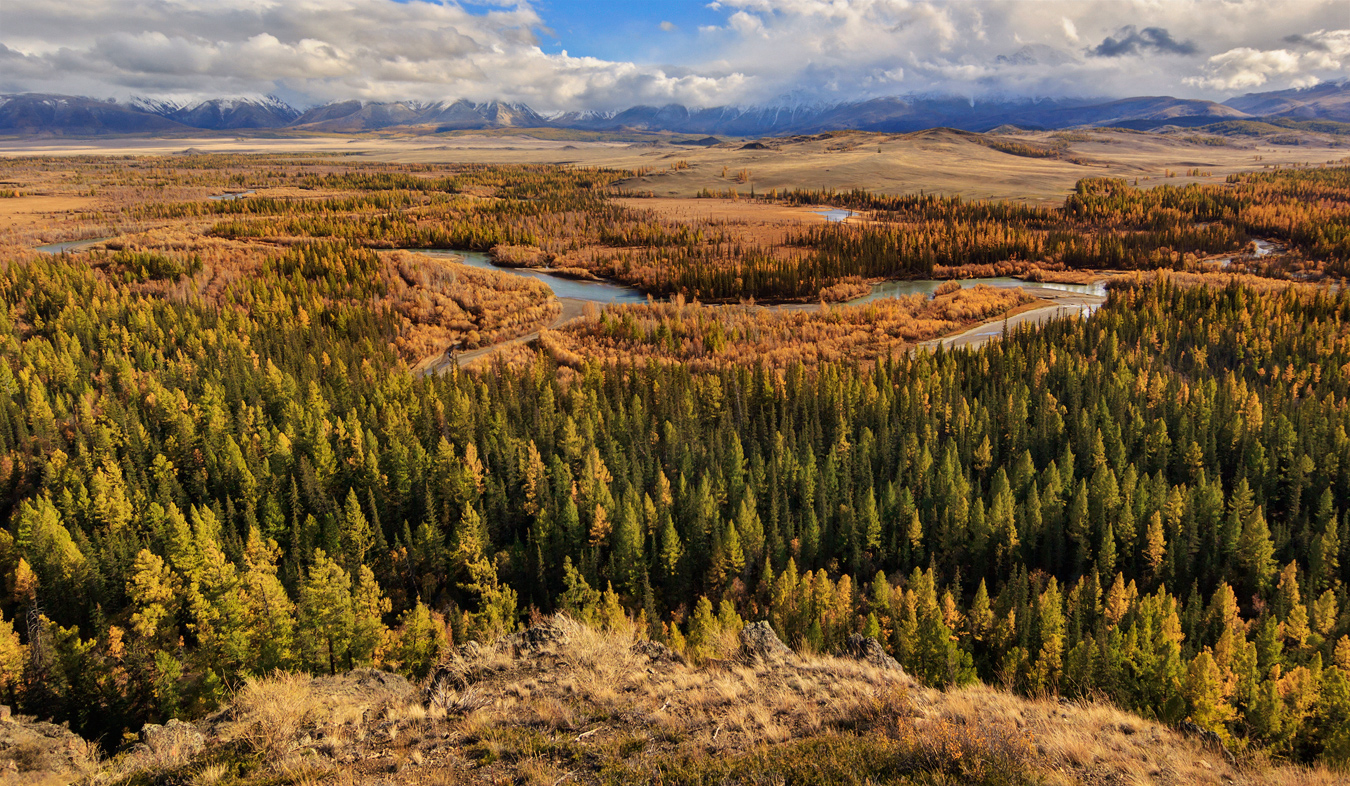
[[299, 549, 355, 674], [394, 602, 446, 680]]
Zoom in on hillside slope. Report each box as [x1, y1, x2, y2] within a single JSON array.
[[85, 617, 1340, 786], [1224, 82, 1350, 122]]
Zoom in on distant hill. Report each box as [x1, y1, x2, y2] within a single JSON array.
[[3, 83, 1347, 137], [1224, 82, 1350, 122]]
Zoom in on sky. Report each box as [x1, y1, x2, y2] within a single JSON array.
[[1, 0, 1348, 111]]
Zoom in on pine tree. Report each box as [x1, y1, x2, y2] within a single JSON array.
[[241, 528, 296, 672], [1186, 651, 1233, 737], [1030, 579, 1065, 694], [560, 556, 601, 625], [1068, 479, 1090, 576], [657, 511, 684, 591], [350, 565, 391, 667], [299, 549, 355, 674], [1238, 506, 1276, 596], [860, 488, 881, 552], [190, 535, 251, 687], [0, 613, 23, 702], [686, 596, 719, 663], [394, 602, 446, 680], [1145, 511, 1167, 582], [906, 567, 971, 688], [340, 489, 373, 575], [462, 552, 517, 641], [127, 550, 177, 644], [613, 492, 644, 597]]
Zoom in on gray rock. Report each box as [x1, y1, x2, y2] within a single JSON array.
[[739, 621, 792, 660], [631, 638, 683, 664], [501, 621, 568, 655], [844, 634, 906, 672], [141, 718, 205, 759]]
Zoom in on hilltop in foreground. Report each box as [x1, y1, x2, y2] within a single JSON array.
[[35, 616, 1334, 786]]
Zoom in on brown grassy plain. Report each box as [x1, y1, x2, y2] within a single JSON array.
[[2, 127, 1345, 201]]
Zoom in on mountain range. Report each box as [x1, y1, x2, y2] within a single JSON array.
[[1, 83, 1347, 137]]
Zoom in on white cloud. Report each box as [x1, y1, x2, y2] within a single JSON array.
[[1, 0, 1348, 110], [1062, 17, 1079, 44], [1186, 48, 1306, 90], [1186, 28, 1349, 91], [0, 0, 752, 110]]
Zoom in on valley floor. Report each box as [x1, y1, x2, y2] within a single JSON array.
[[3, 128, 1345, 202]]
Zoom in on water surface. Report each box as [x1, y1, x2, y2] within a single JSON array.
[[36, 237, 110, 254], [846, 276, 1106, 306], [422, 249, 648, 304]]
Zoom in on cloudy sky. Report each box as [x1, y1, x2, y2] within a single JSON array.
[[1, 0, 1347, 110]]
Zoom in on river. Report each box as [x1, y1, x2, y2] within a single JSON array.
[[419, 250, 649, 304], [419, 248, 1109, 312], [35, 237, 111, 254], [845, 277, 1107, 307]]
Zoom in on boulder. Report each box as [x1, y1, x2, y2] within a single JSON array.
[[739, 621, 792, 660], [631, 638, 683, 664], [501, 621, 568, 655], [0, 716, 95, 778], [844, 634, 906, 673], [141, 718, 205, 760]]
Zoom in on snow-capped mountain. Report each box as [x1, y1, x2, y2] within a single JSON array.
[[2, 82, 1347, 137]]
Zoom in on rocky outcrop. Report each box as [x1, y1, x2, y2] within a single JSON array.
[[739, 621, 793, 660], [844, 634, 907, 673], [139, 718, 206, 760], [631, 638, 684, 664], [501, 620, 569, 654], [0, 712, 96, 780], [427, 619, 572, 700], [310, 668, 417, 705]]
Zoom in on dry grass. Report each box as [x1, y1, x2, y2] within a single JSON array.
[[225, 672, 326, 759], [3, 129, 1343, 202], [0, 195, 100, 230], [94, 616, 1342, 786]]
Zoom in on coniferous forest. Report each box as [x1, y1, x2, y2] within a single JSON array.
[[0, 155, 1349, 768]]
